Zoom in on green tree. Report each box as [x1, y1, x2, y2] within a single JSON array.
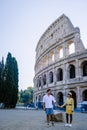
[[0, 57, 5, 103], [11, 57, 19, 107], [19, 87, 34, 105], [4, 52, 19, 108], [4, 53, 13, 107], [27, 87, 33, 103]]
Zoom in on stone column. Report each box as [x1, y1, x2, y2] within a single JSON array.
[[65, 42, 69, 57], [77, 87, 83, 108], [63, 63, 66, 84], [48, 52, 50, 65], [46, 71, 49, 86], [41, 76, 43, 89], [56, 47, 59, 60], [63, 43, 66, 58], [77, 87, 80, 103], [64, 63, 69, 83], [53, 67, 57, 85], [54, 48, 56, 62], [54, 47, 57, 61], [76, 59, 79, 78], [79, 61, 82, 77]]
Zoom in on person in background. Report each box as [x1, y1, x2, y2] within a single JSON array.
[[60, 92, 74, 127], [43, 89, 59, 127]]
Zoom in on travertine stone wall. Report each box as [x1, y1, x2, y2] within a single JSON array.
[[34, 14, 87, 108]]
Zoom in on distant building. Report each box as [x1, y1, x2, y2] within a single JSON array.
[[33, 14, 87, 108]]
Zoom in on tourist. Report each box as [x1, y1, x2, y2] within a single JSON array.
[[60, 92, 74, 127], [43, 89, 59, 126]]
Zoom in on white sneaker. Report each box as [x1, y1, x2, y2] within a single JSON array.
[[47, 123, 51, 127], [65, 123, 69, 126], [69, 124, 72, 127]]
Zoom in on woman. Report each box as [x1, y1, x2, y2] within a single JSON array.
[[60, 92, 74, 127]]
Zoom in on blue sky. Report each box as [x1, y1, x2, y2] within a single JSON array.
[[0, 0, 87, 90]]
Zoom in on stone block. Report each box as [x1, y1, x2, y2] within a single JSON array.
[[53, 110, 64, 122]]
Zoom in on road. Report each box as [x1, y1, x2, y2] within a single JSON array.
[[0, 109, 87, 130]]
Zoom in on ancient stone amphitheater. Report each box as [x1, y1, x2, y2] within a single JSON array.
[[34, 14, 87, 108]]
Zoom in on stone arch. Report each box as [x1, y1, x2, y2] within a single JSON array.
[[37, 95, 43, 109], [67, 41, 75, 55], [69, 42, 75, 54], [49, 51, 54, 63], [57, 46, 63, 58], [82, 89, 87, 101], [56, 68, 63, 81], [36, 77, 39, 88], [81, 61, 87, 76], [43, 55, 48, 67], [70, 91, 77, 108], [35, 96, 38, 107], [38, 77, 41, 87], [69, 64, 75, 79], [56, 92, 63, 105], [43, 74, 46, 85], [36, 96, 37, 102], [49, 71, 53, 83], [36, 80, 38, 88], [38, 95, 42, 102]]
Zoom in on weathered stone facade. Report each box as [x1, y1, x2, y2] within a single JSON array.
[[34, 14, 87, 108]]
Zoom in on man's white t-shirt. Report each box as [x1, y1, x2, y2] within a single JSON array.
[[43, 94, 56, 108]]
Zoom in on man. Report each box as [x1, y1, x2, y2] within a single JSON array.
[[43, 89, 59, 126]]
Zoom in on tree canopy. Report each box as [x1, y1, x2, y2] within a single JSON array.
[[19, 87, 34, 105], [0, 52, 19, 108]]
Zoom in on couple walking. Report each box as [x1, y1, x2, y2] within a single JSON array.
[[43, 89, 74, 127]]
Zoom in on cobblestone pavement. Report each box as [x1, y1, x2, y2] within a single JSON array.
[[0, 109, 87, 130]]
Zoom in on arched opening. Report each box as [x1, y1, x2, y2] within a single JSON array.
[[43, 74, 46, 85], [36, 80, 38, 88], [69, 42, 75, 54], [38, 95, 41, 102], [49, 51, 54, 63], [38, 95, 42, 109], [69, 65, 75, 79], [43, 55, 48, 67], [35, 96, 38, 107], [38, 77, 41, 88], [56, 68, 63, 81], [36, 78, 39, 88], [52, 54, 54, 62], [59, 48, 63, 58], [82, 90, 87, 101], [49, 71, 53, 83], [56, 92, 63, 105], [82, 61, 87, 76], [70, 91, 77, 108]]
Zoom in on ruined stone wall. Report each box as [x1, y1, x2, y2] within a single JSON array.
[[34, 14, 87, 108]]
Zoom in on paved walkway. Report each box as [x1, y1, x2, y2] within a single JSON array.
[[0, 109, 87, 130]]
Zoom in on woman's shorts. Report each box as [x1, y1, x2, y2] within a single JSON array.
[[45, 108, 54, 115]]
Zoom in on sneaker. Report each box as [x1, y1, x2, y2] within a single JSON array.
[[47, 123, 51, 127], [47, 123, 49, 127], [65, 123, 69, 126], [69, 124, 72, 127], [52, 122, 54, 126], [47, 123, 49, 125]]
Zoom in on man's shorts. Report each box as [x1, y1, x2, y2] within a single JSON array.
[[45, 108, 54, 115]]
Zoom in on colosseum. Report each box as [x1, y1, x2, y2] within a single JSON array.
[[34, 14, 87, 109]]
